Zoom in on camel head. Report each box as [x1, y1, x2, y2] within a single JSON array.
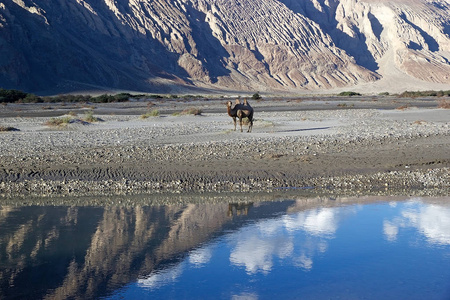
[[226, 101, 233, 108]]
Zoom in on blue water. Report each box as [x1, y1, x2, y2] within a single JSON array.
[[1, 197, 450, 299], [110, 199, 450, 300]]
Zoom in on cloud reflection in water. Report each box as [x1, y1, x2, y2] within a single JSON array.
[[283, 207, 339, 236], [138, 247, 213, 289], [121, 198, 450, 299], [138, 264, 184, 289], [189, 247, 213, 267], [230, 207, 344, 274], [384, 200, 450, 245]]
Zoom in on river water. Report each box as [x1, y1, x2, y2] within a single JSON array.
[[1, 194, 449, 299]]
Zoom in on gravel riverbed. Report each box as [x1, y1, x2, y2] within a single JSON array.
[[0, 100, 448, 198]]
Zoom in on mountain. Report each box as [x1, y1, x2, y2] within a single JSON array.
[[1, 0, 449, 94]]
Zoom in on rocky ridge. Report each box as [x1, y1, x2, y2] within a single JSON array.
[[0, 0, 449, 93]]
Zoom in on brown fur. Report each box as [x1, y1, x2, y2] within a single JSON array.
[[226, 99, 254, 132]]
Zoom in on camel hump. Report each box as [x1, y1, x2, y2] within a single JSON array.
[[236, 102, 252, 109], [235, 99, 241, 105], [243, 99, 252, 109]]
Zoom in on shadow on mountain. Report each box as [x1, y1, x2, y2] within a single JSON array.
[[185, 5, 231, 83], [0, 0, 194, 94], [399, 13, 439, 52], [279, 0, 380, 72]]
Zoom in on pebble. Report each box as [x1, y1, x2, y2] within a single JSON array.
[[0, 109, 448, 197]]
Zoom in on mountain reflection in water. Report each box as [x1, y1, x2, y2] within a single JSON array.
[[1, 196, 450, 299]]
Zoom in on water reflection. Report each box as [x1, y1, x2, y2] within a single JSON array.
[[384, 200, 450, 245], [229, 206, 350, 274], [138, 263, 183, 290], [1, 196, 450, 299]]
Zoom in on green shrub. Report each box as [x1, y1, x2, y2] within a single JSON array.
[[338, 91, 361, 96], [0, 88, 29, 103], [41, 94, 92, 103], [0, 89, 144, 103], [399, 90, 450, 98], [149, 94, 164, 99], [21, 94, 43, 103], [114, 93, 132, 102], [183, 95, 204, 100], [252, 92, 262, 100], [87, 93, 131, 103], [92, 94, 112, 103]]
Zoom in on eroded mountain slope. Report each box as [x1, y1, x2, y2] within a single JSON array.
[[0, 0, 449, 93]]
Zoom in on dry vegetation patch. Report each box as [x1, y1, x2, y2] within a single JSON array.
[[172, 107, 203, 116], [412, 120, 428, 125], [438, 99, 450, 109], [337, 103, 355, 108], [140, 109, 160, 119], [83, 111, 99, 123], [44, 111, 100, 127], [181, 107, 203, 115], [395, 105, 418, 110], [45, 116, 72, 127]]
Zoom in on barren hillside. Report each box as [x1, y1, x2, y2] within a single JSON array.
[[0, 0, 449, 94]]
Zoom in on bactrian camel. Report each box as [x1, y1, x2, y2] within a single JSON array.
[[226, 99, 254, 132]]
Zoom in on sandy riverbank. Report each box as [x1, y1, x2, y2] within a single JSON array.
[[0, 97, 448, 198]]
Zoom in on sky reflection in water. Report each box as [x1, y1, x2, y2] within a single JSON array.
[[1, 197, 450, 299], [113, 198, 450, 300]]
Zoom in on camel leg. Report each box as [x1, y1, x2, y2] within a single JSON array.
[[237, 110, 243, 132], [233, 117, 237, 131], [248, 118, 253, 133]]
